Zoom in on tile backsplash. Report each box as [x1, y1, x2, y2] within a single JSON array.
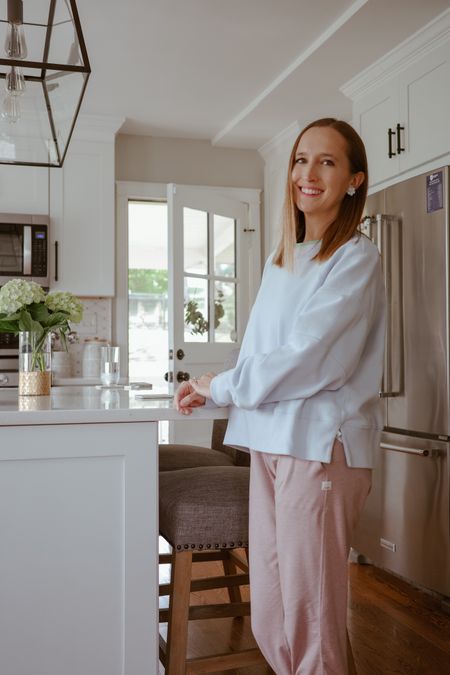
[[68, 297, 112, 376]]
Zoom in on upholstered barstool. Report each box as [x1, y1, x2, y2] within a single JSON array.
[[159, 418, 250, 471], [158, 465, 264, 674]]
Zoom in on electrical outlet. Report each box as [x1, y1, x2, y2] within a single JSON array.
[[380, 537, 396, 552]]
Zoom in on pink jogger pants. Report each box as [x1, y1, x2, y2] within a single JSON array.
[[249, 440, 371, 675]]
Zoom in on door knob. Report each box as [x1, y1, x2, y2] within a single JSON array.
[[176, 371, 190, 383], [164, 371, 173, 383]]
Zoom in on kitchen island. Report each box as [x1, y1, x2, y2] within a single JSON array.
[[0, 386, 227, 675]]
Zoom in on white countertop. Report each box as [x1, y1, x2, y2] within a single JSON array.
[[0, 386, 227, 426]]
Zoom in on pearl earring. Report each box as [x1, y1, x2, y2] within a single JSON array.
[[347, 186, 356, 196]]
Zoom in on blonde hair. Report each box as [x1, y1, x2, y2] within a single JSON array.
[[273, 118, 368, 268]]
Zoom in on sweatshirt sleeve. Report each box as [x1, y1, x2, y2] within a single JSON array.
[[210, 240, 384, 409]]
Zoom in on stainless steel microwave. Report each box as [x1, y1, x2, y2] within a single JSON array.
[[0, 213, 49, 286]]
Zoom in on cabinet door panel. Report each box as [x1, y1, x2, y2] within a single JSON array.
[[400, 45, 450, 171], [0, 165, 48, 214], [355, 84, 399, 187], [50, 140, 115, 296]]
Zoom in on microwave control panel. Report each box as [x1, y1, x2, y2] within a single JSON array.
[[31, 226, 48, 277]]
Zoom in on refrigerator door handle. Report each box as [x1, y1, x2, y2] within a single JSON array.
[[381, 442, 439, 458], [360, 214, 403, 398], [376, 214, 403, 398]]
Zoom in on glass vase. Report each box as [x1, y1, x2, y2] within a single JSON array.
[[19, 331, 52, 396]]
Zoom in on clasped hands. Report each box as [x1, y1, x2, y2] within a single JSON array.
[[174, 372, 216, 415]]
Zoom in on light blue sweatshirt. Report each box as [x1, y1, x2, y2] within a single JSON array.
[[210, 234, 386, 468]]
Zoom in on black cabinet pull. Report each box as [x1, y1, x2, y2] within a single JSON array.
[[54, 240, 59, 282], [388, 128, 396, 158], [396, 123, 405, 154]]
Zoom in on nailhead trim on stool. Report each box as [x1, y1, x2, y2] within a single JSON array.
[[159, 466, 250, 550]]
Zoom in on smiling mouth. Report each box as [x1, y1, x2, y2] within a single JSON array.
[[300, 187, 323, 196]]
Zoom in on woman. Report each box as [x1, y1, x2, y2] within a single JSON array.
[[175, 118, 385, 675]]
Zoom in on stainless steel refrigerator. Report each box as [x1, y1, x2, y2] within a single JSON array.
[[352, 167, 450, 600]]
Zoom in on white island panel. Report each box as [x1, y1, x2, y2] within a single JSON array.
[[0, 420, 158, 675]]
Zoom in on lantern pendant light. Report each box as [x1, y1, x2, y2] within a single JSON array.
[[0, 0, 91, 166]]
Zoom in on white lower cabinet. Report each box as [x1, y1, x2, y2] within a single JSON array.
[[0, 420, 158, 675]]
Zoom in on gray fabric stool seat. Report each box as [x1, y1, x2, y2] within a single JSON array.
[[159, 466, 250, 550], [158, 465, 265, 673]]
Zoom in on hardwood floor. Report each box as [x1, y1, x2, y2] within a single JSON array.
[[159, 540, 450, 674], [348, 564, 450, 675]]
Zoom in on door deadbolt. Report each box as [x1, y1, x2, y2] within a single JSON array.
[[176, 348, 185, 360]]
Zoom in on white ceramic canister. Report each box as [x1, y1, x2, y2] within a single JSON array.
[[82, 337, 109, 378], [52, 351, 72, 378]]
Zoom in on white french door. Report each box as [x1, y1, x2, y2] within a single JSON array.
[[116, 181, 261, 447], [167, 184, 259, 445]]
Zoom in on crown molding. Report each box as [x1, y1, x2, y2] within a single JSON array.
[[258, 120, 300, 163], [340, 7, 450, 102], [72, 114, 126, 142]]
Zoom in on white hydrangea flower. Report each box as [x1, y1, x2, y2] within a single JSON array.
[[45, 291, 84, 323], [0, 279, 46, 315]]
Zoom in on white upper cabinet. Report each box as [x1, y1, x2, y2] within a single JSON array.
[[354, 81, 400, 186], [0, 164, 48, 214], [49, 116, 123, 296], [342, 12, 450, 188], [399, 44, 450, 172]]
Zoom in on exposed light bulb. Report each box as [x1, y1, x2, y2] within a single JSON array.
[[5, 0, 27, 59], [2, 2, 28, 124], [1, 95, 20, 123], [5, 22, 27, 59], [68, 40, 80, 65], [5, 66, 25, 95]]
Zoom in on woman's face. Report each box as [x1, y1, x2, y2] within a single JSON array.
[[291, 126, 362, 226]]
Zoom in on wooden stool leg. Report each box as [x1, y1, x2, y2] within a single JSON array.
[[166, 550, 193, 675], [222, 550, 242, 603]]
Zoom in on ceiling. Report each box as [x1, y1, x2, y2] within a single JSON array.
[[76, 0, 450, 150]]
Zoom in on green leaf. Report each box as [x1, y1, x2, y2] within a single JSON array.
[[59, 331, 68, 351], [18, 310, 43, 337], [29, 303, 50, 322], [0, 311, 20, 321], [0, 320, 19, 333], [42, 312, 70, 329]]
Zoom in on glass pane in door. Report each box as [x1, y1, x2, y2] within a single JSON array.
[[214, 215, 235, 276], [214, 280, 237, 343], [184, 276, 208, 342], [183, 207, 208, 274], [128, 201, 169, 395]]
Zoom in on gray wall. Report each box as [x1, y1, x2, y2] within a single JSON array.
[[115, 134, 264, 189]]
